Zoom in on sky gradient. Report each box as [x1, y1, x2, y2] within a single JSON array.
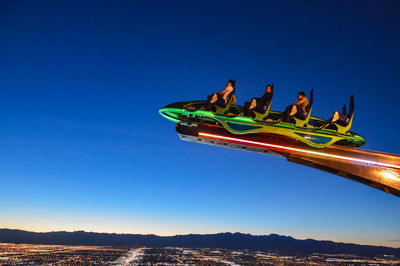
[[1, 1, 399, 247]]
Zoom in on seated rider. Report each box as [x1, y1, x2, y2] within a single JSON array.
[[331, 110, 350, 127], [281, 91, 309, 123], [241, 84, 273, 116], [204, 80, 236, 110], [320, 101, 353, 129]]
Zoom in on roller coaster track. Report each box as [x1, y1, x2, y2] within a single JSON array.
[[176, 123, 400, 197]]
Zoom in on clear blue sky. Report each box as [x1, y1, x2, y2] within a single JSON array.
[[1, 0, 399, 247]]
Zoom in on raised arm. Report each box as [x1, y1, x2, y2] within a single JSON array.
[[218, 86, 233, 95], [293, 97, 307, 106]]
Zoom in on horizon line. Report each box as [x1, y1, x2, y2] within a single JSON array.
[[1, 227, 399, 249]]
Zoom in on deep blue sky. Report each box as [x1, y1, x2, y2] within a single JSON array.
[[1, 0, 399, 247]]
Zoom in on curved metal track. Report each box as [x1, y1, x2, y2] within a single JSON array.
[[176, 123, 400, 197]]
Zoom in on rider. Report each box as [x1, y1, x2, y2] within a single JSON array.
[[241, 84, 273, 116], [321, 100, 352, 129], [281, 91, 309, 123], [204, 80, 236, 110]]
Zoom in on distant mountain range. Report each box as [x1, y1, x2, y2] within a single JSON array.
[[0, 228, 399, 257]]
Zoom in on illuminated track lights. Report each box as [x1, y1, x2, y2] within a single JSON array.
[[199, 132, 400, 172]]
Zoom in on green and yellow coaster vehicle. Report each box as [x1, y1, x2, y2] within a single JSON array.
[[159, 90, 366, 149]]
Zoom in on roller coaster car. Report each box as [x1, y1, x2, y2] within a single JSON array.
[[159, 92, 366, 149]]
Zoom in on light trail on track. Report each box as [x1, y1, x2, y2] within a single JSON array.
[[199, 132, 400, 172]]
